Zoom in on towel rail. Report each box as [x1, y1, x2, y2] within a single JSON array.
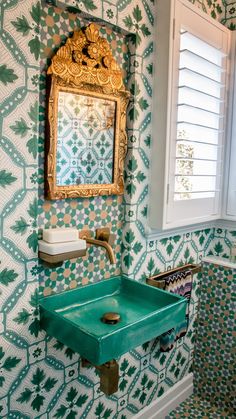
[[146, 263, 201, 288]]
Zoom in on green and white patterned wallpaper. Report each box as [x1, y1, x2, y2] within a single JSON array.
[[0, 0, 41, 417], [0, 0, 236, 417]]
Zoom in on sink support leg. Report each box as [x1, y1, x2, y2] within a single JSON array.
[[81, 358, 119, 395], [99, 360, 119, 395]]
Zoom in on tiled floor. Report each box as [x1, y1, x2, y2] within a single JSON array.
[[166, 395, 234, 418]]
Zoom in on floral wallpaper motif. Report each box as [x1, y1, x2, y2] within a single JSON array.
[[0, 0, 236, 417]]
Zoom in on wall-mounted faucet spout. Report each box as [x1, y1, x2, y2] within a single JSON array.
[[80, 228, 116, 265], [84, 237, 116, 264]]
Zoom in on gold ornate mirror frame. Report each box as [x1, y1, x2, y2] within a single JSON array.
[[46, 23, 130, 199]]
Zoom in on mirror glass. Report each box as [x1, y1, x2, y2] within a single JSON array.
[[56, 91, 116, 186]]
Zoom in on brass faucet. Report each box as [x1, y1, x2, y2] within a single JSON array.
[[80, 228, 116, 264]]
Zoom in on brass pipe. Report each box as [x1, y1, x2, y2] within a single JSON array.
[[83, 237, 116, 265], [82, 358, 119, 395]]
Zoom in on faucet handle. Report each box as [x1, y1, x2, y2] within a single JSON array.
[[96, 228, 116, 245]]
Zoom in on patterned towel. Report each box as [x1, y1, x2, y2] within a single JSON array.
[[159, 269, 193, 352]]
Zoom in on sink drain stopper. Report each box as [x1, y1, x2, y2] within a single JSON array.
[[101, 312, 121, 324]]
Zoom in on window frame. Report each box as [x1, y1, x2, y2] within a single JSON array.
[[223, 32, 236, 220], [149, 0, 231, 231]]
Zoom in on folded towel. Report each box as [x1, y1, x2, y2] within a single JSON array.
[[159, 269, 193, 352]]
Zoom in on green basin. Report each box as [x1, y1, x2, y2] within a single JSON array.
[[40, 276, 186, 365]]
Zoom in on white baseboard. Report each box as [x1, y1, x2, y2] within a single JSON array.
[[134, 373, 193, 419]]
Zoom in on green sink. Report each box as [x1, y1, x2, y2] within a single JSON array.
[[40, 276, 186, 365]]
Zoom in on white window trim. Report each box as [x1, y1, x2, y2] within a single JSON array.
[[223, 32, 236, 220]]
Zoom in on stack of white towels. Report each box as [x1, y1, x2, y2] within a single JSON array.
[[39, 228, 86, 255]]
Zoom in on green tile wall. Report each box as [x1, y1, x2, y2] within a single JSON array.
[[167, 260, 236, 417], [0, 0, 236, 417], [167, 394, 232, 418], [38, 4, 130, 296], [194, 261, 236, 415]]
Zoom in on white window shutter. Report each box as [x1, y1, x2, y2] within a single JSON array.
[[164, 0, 230, 228]]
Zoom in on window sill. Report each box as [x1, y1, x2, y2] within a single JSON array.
[[145, 219, 236, 241]]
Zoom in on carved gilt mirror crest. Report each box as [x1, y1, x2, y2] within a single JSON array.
[[45, 23, 130, 199]]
